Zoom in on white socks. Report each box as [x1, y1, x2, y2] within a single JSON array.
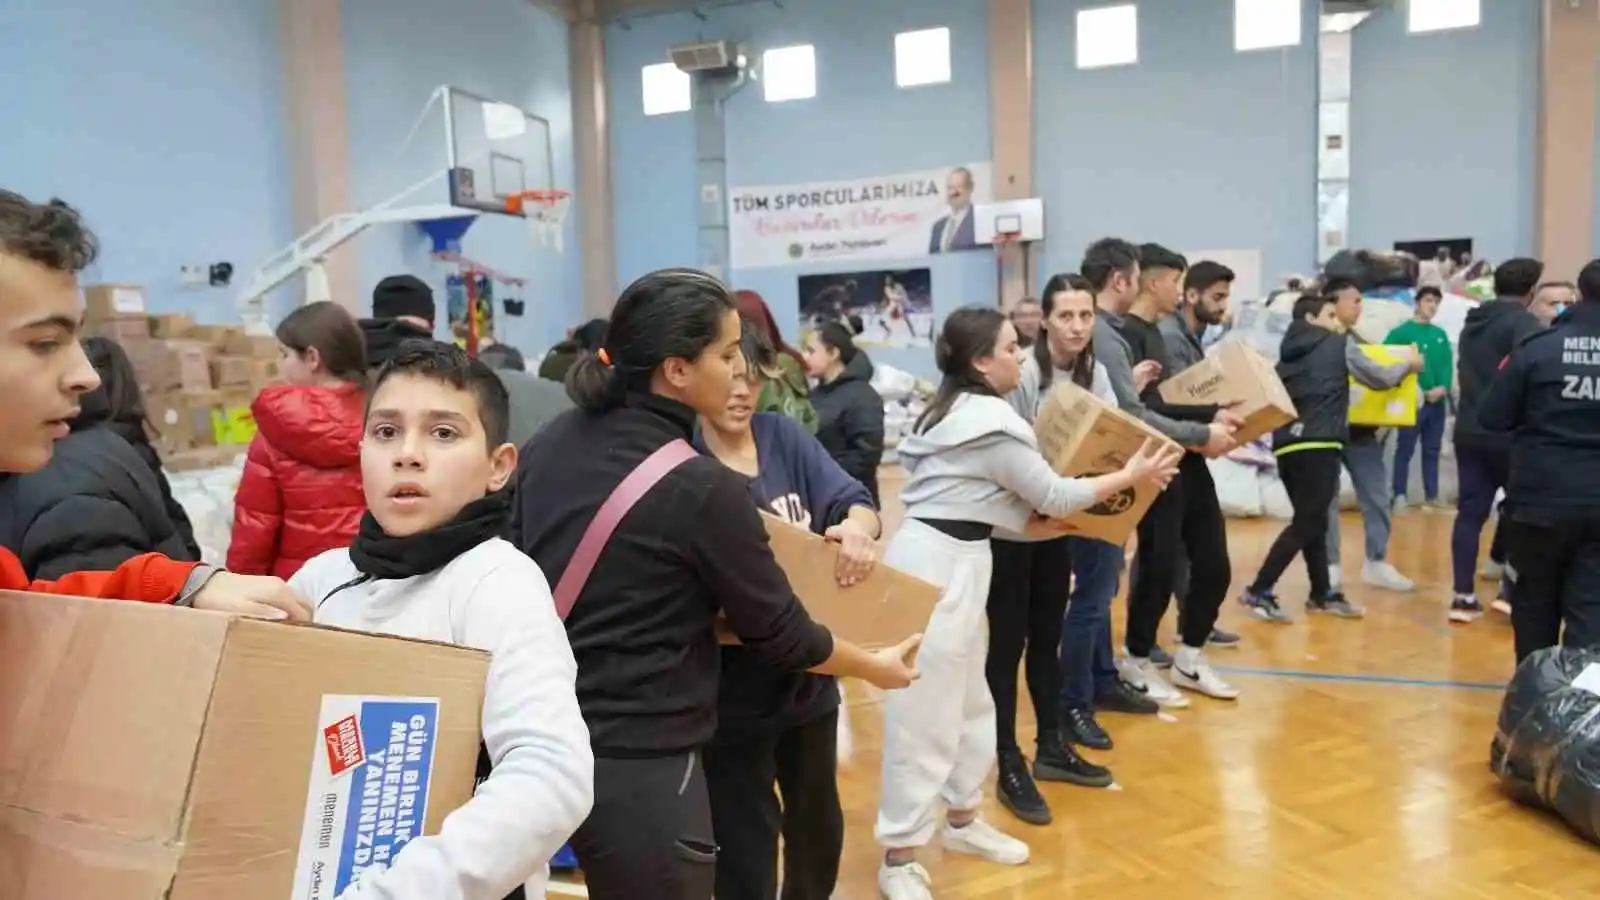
[[1174, 644, 1204, 673]]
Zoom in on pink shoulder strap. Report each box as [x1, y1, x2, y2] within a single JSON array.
[[552, 438, 699, 620]]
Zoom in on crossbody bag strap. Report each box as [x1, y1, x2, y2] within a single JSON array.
[[552, 438, 699, 620]]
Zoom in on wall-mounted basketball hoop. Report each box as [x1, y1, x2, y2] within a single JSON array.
[[506, 189, 571, 253]]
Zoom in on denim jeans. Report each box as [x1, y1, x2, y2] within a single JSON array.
[[1392, 401, 1446, 501], [1325, 437, 1393, 565], [1058, 537, 1123, 710]]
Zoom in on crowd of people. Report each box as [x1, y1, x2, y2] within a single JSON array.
[[3, 181, 1599, 900]]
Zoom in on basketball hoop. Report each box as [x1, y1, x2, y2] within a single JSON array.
[[506, 189, 571, 253]]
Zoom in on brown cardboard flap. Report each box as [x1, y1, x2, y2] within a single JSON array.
[[0, 805, 181, 899], [761, 514, 939, 648], [0, 592, 228, 839]]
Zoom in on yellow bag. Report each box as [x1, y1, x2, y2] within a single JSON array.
[[1348, 344, 1419, 427]]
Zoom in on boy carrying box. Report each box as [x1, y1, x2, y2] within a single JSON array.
[[291, 341, 594, 900]]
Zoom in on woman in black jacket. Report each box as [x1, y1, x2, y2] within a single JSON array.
[[0, 366, 196, 579], [512, 268, 919, 900], [82, 336, 201, 557], [802, 321, 885, 504]]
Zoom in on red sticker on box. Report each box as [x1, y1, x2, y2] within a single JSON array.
[[322, 714, 366, 777]]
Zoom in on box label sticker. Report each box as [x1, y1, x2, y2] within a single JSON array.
[[292, 695, 441, 900]]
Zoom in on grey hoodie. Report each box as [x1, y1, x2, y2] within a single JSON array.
[[1094, 312, 1211, 447], [896, 393, 1099, 534]]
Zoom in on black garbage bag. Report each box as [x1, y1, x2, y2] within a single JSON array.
[[1322, 249, 1419, 292], [1490, 645, 1600, 844]]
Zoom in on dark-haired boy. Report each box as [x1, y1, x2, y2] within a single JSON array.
[[1239, 291, 1358, 622], [290, 342, 593, 900], [0, 188, 306, 618]]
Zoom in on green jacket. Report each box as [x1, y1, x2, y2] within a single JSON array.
[[758, 354, 819, 434], [1384, 319, 1453, 396]]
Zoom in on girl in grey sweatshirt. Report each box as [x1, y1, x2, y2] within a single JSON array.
[[874, 307, 1178, 900]]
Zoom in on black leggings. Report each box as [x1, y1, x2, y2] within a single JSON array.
[[1126, 454, 1231, 655], [1251, 448, 1341, 599], [985, 536, 1073, 750], [568, 753, 717, 900], [702, 710, 843, 900]]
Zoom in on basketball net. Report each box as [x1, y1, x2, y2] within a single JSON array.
[[506, 189, 571, 254]]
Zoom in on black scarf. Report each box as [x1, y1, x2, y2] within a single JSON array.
[[349, 489, 513, 580]]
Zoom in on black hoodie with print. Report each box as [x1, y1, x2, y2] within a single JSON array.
[[1455, 297, 1541, 452], [1271, 319, 1352, 453]]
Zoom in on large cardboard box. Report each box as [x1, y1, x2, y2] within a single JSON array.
[[1158, 340, 1298, 445], [147, 390, 222, 453], [1033, 381, 1182, 545], [762, 514, 939, 648], [82, 284, 146, 322], [0, 591, 486, 900]]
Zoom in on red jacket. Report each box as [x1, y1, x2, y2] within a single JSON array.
[[0, 546, 195, 601], [228, 383, 366, 579]]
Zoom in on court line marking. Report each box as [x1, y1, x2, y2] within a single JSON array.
[[1213, 665, 1505, 691]]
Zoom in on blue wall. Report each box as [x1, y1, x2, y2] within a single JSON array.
[[607, 0, 993, 377], [1033, 0, 1319, 288], [0, 0, 291, 323], [1348, 1, 1539, 263], [342, 0, 579, 353]]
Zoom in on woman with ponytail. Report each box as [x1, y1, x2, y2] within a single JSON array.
[[874, 306, 1180, 900], [512, 268, 922, 900]]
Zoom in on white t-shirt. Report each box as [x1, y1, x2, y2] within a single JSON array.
[[293, 538, 593, 900]]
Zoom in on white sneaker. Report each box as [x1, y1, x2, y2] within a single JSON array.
[[1481, 560, 1505, 581], [941, 817, 1029, 865], [1170, 649, 1240, 700], [1362, 560, 1415, 592], [1393, 497, 1410, 514], [878, 862, 933, 900], [1119, 656, 1190, 709]]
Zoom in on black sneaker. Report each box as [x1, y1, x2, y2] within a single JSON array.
[[1148, 644, 1174, 668], [1207, 628, 1242, 648], [1094, 679, 1160, 715], [995, 748, 1051, 825], [1033, 730, 1114, 788], [1062, 707, 1113, 751], [1449, 594, 1484, 624], [1307, 592, 1365, 619], [1240, 588, 1293, 623]]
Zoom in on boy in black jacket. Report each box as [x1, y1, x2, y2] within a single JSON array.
[[1478, 258, 1600, 661], [1239, 288, 1362, 623]]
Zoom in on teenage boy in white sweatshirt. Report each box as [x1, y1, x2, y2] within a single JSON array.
[[291, 341, 594, 900]]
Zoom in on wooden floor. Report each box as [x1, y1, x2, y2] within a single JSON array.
[[554, 471, 1600, 899]]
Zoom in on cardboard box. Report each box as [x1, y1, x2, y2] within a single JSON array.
[[1033, 381, 1182, 545], [142, 340, 214, 393], [0, 591, 486, 900], [762, 514, 938, 648], [150, 313, 197, 340], [187, 325, 247, 352], [86, 314, 151, 345], [211, 354, 254, 388], [82, 284, 146, 321], [1349, 344, 1420, 427], [1158, 340, 1298, 445], [147, 390, 222, 452]]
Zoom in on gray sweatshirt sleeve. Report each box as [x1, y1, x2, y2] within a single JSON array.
[[1346, 336, 1410, 389], [1097, 326, 1211, 446], [1005, 355, 1042, 422], [980, 437, 1102, 519]]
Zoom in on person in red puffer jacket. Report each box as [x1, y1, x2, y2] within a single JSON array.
[[229, 301, 369, 578]]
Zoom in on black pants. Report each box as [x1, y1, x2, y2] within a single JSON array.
[[702, 710, 843, 900], [1504, 517, 1600, 663], [569, 752, 717, 900], [1126, 454, 1231, 656], [1252, 448, 1341, 599], [984, 536, 1073, 750]]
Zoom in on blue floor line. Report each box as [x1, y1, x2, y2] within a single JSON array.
[[1213, 665, 1506, 691]]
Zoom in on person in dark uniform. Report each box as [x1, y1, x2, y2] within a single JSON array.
[[1478, 258, 1600, 662]]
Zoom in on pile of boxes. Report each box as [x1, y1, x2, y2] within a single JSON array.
[[82, 284, 281, 470]]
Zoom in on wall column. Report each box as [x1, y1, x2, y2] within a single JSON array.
[[988, 0, 1033, 309], [1534, 0, 1599, 276], [572, 0, 619, 318], [279, 0, 356, 312]]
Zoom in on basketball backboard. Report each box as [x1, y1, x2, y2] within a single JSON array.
[[973, 198, 1045, 245], [443, 87, 556, 215]]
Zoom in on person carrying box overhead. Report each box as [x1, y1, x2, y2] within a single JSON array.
[[0, 188, 307, 619]]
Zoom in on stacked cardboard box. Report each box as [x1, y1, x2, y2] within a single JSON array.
[[80, 285, 282, 461]]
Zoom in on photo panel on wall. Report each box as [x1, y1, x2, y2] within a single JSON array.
[[797, 267, 935, 349]]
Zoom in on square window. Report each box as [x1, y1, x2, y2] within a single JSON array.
[[895, 27, 952, 88], [1408, 0, 1480, 34], [763, 44, 817, 103], [1235, 0, 1301, 52], [1076, 4, 1138, 70], [641, 63, 691, 116]]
